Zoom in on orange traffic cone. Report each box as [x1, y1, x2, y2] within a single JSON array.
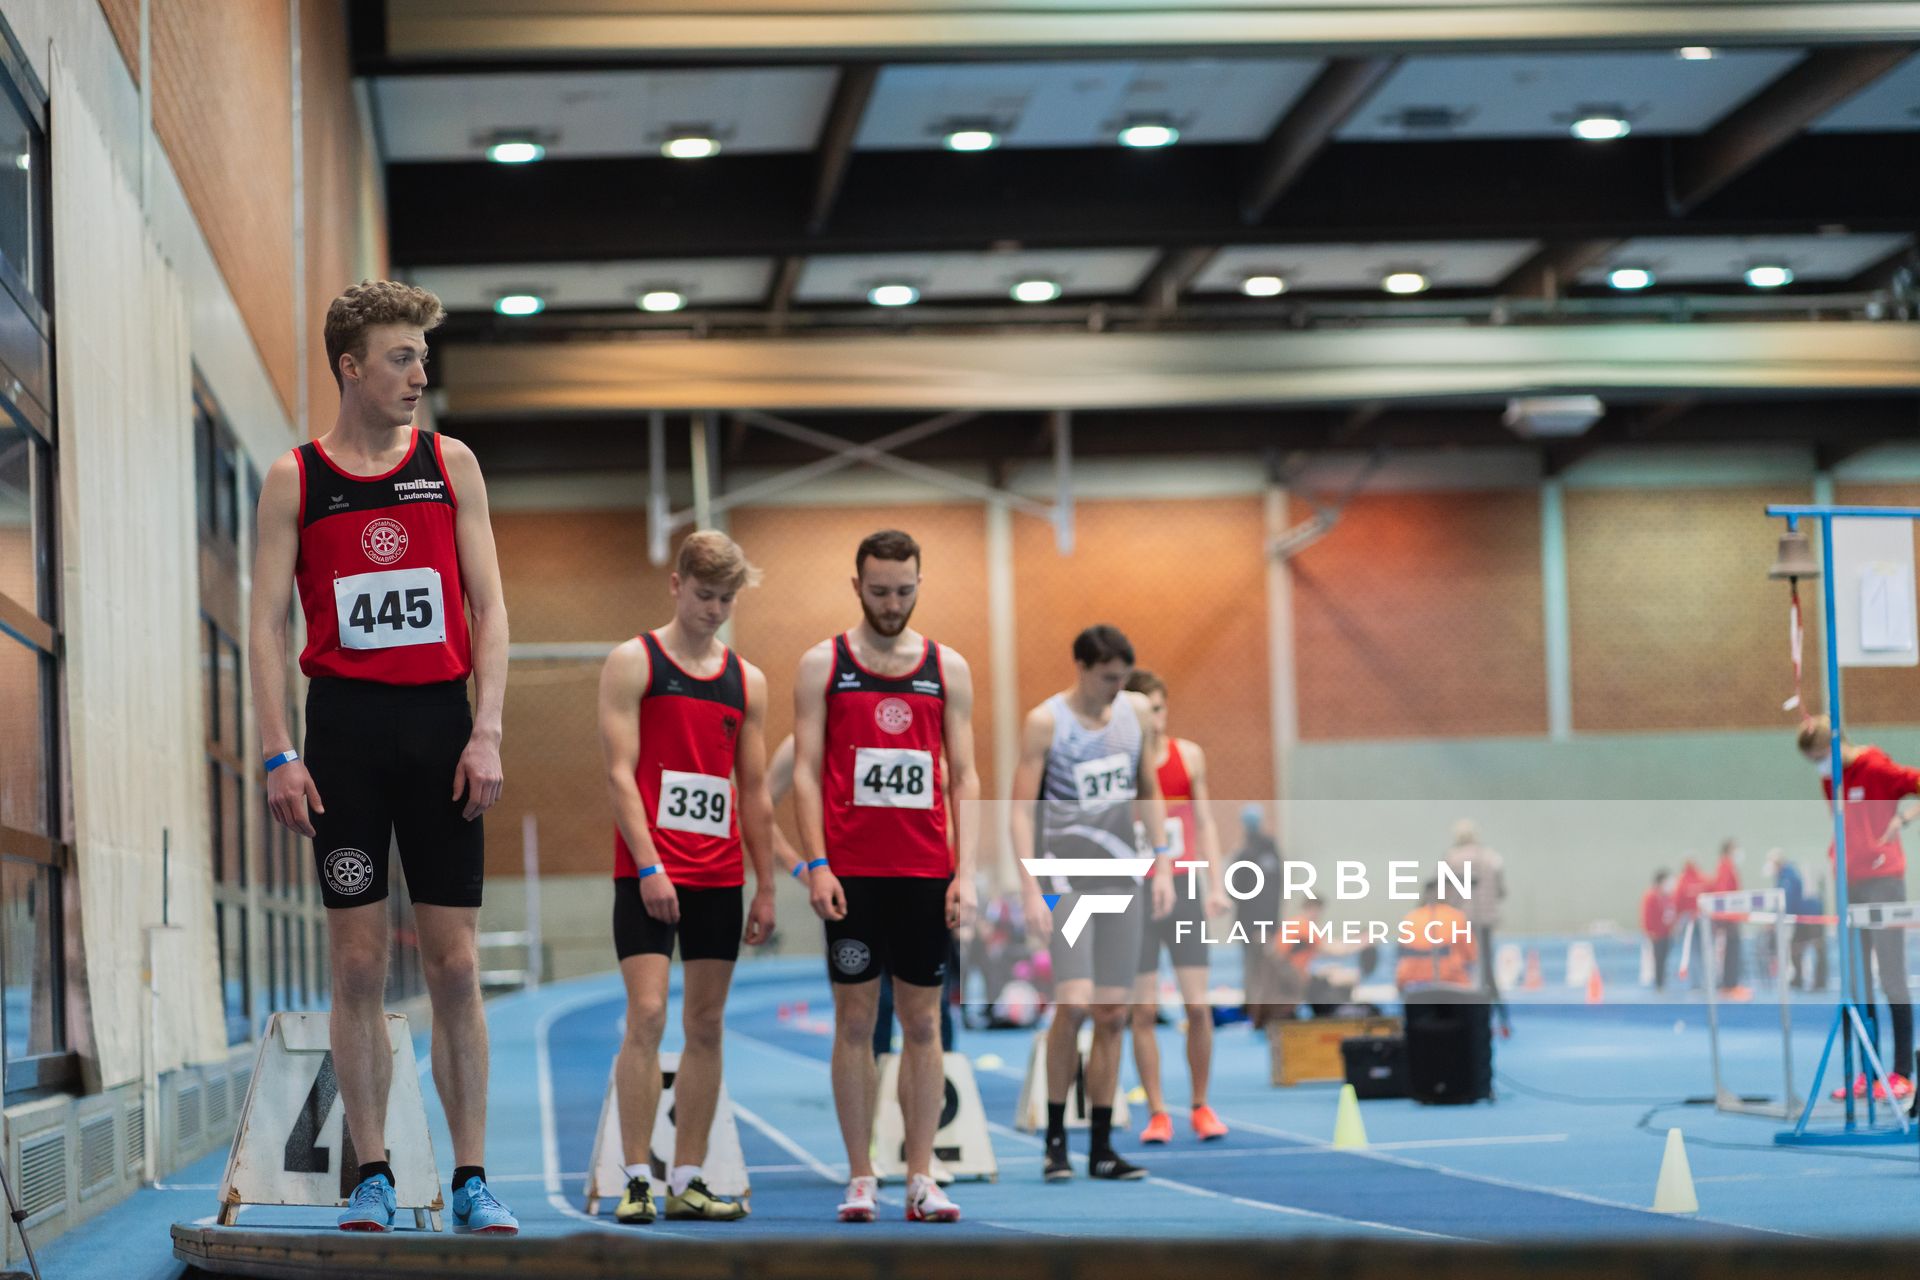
[[1586, 966, 1605, 1005], [1523, 949, 1543, 991]]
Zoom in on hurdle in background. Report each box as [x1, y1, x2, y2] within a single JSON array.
[[1698, 888, 1807, 1120]]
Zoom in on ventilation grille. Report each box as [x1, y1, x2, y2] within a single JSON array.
[[80, 1115, 116, 1196], [20, 1131, 67, 1218], [125, 1103, 146, 1174], [177, 1083, 202, 1145], [233, 1068, 252, 1109], [206, 1074, 230, 1128]]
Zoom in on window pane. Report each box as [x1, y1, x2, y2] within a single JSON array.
[[206, 760, 223, 883], [0, 419, 43, 613], [0, 637, 47, 834], [195, 410, 213, 533], [2, 858, 59, 1060], [223, 768, 246, 889], [222, 635, 242, 748], [0, 85, 40, 297], [202, 620, 218, 745], [217, 903, 249, 1044]]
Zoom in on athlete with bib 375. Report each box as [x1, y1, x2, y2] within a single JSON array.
[[250, 281, 516, 1234], [598, 531, 777, 1224], [792, 530, 980, 1224]]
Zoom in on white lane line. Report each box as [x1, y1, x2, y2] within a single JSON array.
[[534, 990, 698, 1238], [725, 1031, 1065, 1236], [984, 1118, 1461, 1241], [1219, 1114, 1813, 1238]]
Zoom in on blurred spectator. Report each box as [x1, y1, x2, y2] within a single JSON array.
[[1396, 879, 1477, 993], [1674, 859, 1706, 987], [1236, 807, 1287, 1022], [1440, 819, 1509, 1035], [1710, 840, 1750, 998], [1641, 869, 1676, 991], [1766, 848, 1828, 992]]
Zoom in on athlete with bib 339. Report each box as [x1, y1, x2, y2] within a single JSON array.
[[598, 531, 777, 1224], [251, 281, 516, 1234], [792, 530, 980, 1224]]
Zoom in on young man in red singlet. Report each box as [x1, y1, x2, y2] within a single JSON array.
[[251, 281, 515, 1233], [598, 531, 777, 1223], [1124, 670, 1231, 1144], [792, 530, 980, 1224]]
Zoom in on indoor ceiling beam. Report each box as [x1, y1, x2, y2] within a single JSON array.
[[1240, 57, 1398, 225], [807, 64, 878, 234]]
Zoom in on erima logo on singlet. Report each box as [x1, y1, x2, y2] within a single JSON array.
[[328, 493, 348, 510], [912, 680, 940, 694], [837, 672, 862, 687]]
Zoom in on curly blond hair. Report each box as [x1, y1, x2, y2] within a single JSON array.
[[323, 280, 446, 389]]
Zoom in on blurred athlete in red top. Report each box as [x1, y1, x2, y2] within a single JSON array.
[[792, 530, 981, 1225], [1801, 716, 1920, 1101], [1124, 670, 1230, 1146], [599, 531, 776, 1223]]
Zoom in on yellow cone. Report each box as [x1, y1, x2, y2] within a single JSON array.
[[1653, 1127, 1698, 1213], [1332, 1083, 1368, 1149], [1126, 1085, 1149, 1105]]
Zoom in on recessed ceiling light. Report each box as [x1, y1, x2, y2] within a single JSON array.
[[638, 290, 686, 312], [662, 135, 721, 159], [1117, 123, 1179, 149], [1011, 279, 1061, 303], [485, 140, 544, 164], [1571, 116, 1631, 141], [1382, 271, 1429, 295], [493, 294, 544, 316], [944, 129, 999, 152], [868, 284, 920, 307], [1241, 275, 1287, 297], [1745, 264, 1794, 289], [1608, 267, 1655, 290], [1677, 46, 1717, 60]]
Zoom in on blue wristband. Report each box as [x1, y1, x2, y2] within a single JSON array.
[[791, 863, 805, 880], [265, 750, 299, 774], [806, 858, 830, 872], [636, 864, 662, 880], [1153, 845, 1172, 856]]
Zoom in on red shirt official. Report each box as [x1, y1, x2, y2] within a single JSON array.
[[1821, 747, 1920, 883]]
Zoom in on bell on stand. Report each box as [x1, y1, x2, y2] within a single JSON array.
[[1768, 529, 1821, 581]]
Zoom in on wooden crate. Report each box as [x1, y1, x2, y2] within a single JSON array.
[[1268, 1016, 1403, 1086]]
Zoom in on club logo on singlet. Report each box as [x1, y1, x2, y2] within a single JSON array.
[[361, 517, 408, 566], [832, 939, 871, 975], [875, 697, 913, 735], [324, 847, 375, 896]]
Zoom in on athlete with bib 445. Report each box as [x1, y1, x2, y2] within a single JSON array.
[[792, 530, 981, 1225], [250, 282, 517, 1235]]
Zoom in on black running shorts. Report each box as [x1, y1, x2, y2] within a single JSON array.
[[613, 879, 743, 963], [305, 676, 484, 909], [824, 875, 952, 987], [1137, 875, 1209, 974], [1049, 885, 1146, 992]]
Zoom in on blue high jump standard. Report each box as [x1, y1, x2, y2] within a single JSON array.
[[1765, 505, 1916, 1148]]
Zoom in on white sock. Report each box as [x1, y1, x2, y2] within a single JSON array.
[[622, 1162, 649, 1183], [669, 1164, 702, 1196]]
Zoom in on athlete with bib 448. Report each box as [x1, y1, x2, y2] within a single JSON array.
[[792, 530, 982, 1225], [598, 531, 778, 1224], [250, 281, 517, 1235]]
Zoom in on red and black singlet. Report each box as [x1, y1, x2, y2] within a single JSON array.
[[1156, 739, 1196, 860], [614, 631, 747, 887], [821, 633, 951, 878], [293, 430, 471, 685]]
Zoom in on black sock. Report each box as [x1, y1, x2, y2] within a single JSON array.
[[453, 1165, 486, 1189], [358, 1161, 394, 1187], [1091, 1106, 1114, 1155], [1045, 1103, 1067, 1146]]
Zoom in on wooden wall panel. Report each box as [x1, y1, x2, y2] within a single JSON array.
[[1012, 497, 1272, 805], [1292, 491, 1546, 741], [1567, 486, 1817, 733]]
